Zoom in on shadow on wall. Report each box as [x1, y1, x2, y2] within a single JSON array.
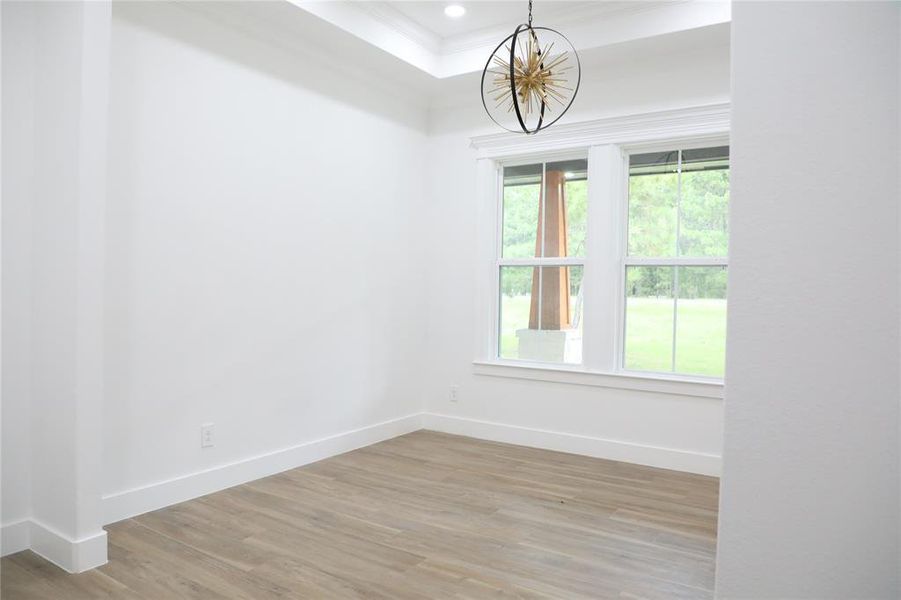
[[112, 1, 431, 132]]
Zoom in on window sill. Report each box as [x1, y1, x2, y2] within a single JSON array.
[[472, 361, 724, 399]]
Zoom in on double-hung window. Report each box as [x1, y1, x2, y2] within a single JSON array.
[[498, 158, 588, 365], [487, 142, 729, 381], [624, 147, 729, 377]]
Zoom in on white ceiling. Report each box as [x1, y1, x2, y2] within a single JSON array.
[[389, 1, 598, 39], [286, 0, 730, 79]]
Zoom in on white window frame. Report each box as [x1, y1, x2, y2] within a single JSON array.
[[472, 104, 729, 397]]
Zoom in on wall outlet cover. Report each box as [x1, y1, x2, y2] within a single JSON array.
[[201, 423, 215, 448]]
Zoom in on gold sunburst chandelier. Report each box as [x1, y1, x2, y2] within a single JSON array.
[[480, 0, 581, 134]]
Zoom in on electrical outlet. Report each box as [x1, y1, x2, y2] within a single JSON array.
[[449, 385, 460, 403], [201, 423, 215, 448]]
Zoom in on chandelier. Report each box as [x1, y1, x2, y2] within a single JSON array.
[[480, 0, 581, 134]]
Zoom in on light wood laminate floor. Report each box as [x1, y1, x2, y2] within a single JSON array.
[[1, 431, 719, 599]]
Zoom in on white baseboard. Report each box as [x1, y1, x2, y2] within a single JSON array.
[[422, 413, 721, 476], [1, 519, 31, 556], [102, 413, 424, 525], [1, 519, 107, 573], [31, 522, 108, 573], [102, 411, 716, 528]]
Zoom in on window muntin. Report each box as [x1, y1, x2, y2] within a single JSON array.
[[497, 159, 587, 364], [624, 146, 729, 377]]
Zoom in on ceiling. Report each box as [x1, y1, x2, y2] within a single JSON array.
[[280, 0, 731, 79], [183, 0, 729, 108], [389, 1, 598, 39]]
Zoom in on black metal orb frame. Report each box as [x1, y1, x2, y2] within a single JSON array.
[[480, 24, 581, 135]]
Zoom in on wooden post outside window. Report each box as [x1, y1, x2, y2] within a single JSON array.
[[529, 170, 570, 330]]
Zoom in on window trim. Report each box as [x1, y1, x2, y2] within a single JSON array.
[[472, 105, 730, 393], [472, 360, 724, 398]]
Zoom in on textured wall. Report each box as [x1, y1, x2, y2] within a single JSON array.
[[716, 2, 900, 597]]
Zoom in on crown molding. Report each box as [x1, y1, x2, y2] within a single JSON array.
[[470, 103, 730, 159], [355, 2, 442, 54], [182, 0, 730, 82], [288, 0, 729, 79], [440, 1, 684, 56]]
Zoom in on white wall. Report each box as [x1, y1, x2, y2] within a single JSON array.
[[101, 2, 429, 511], [716, 2, 900, 598], [422, 29, 731, 473], [1, 0, 35, 543]]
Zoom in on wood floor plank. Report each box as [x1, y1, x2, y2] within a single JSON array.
[[1, 431, 719, 599]]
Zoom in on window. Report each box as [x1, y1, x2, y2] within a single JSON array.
[[624, 147, 729, 377], [498, 159, 588, 364], [488, 143, 729, 380]]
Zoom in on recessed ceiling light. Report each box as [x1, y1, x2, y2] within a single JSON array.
[[444, 4, 465, 18]]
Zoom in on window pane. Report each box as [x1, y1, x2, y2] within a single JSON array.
[[624, 266, 674, 372], [500, 265, 583, 364], [628, 152, 678, 257], [502, 164, 541, 258], [679, 161, 729, 257], [503, 160, 587, 260], [499, 266, 534, 359], [566, 178, 588, 257], [545, 159, 588, 258], [675, 267, 727, 377]]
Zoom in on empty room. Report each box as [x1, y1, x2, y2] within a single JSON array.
[[1, 0, 899, 598]]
